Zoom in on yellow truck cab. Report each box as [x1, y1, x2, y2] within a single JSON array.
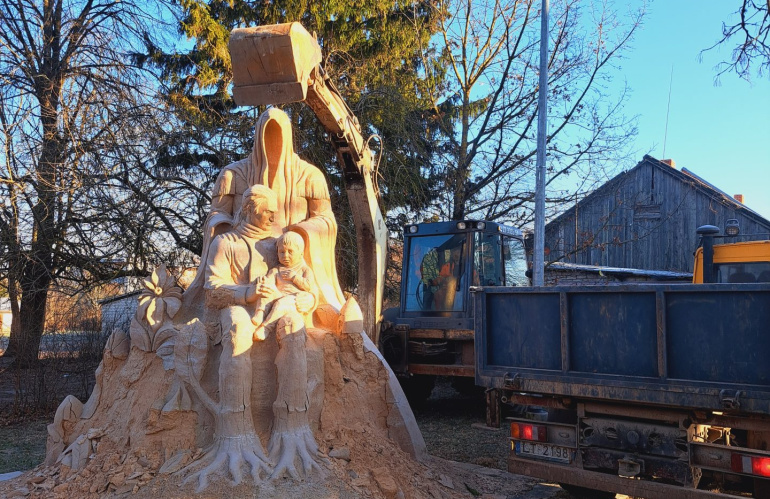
[[693, 221, 770, 283]]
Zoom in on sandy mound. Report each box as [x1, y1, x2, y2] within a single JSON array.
[[0, 300, 541, 499]]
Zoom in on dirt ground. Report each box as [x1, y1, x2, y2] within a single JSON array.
[[414, 379, 509, 470]]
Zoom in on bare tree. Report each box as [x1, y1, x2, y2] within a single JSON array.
[[415, 0, 643, 225], [0, 0, 173, 365], [704, 0, 770, 79]]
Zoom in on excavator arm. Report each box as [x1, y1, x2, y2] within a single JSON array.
[[228, 23, 387, 342]]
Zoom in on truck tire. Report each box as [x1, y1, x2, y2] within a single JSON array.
[[400, 374, 436, 408], [559, 484, 615, 499]]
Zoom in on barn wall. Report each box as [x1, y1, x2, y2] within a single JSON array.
[[545, 159, 770, 272], [544, 269, 688, 286]]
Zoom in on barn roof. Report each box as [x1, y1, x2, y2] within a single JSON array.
[[547, 155, 770, 230]]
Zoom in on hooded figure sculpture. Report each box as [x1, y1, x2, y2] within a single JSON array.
[[188, 107, 345, 317]]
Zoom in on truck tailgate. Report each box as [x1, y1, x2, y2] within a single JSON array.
[[474, 283, 770, 415]]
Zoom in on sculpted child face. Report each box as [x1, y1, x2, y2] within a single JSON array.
[[278, 233, 304, 267], [278, 240, 301, 267]]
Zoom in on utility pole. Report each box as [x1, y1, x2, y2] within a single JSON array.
[[533, 0, 549, 286]]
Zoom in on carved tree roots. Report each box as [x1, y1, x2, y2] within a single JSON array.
[[268, 408, 327, 479], [184, 434, 272, 491], [182, 307, 274, 491], [180, 313, 328, 490]]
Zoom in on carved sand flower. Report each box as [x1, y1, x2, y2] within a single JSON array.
[[137, 264, 182, 333]]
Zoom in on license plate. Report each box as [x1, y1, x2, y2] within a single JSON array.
[[514, 440, 572, 463]]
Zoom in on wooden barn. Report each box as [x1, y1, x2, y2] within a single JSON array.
[[544, 155, 770, 272]]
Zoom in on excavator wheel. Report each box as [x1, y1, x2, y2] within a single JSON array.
[[381, 333, 435, 407], [451, 377, 484, 397], [380, 329, 404, 368]]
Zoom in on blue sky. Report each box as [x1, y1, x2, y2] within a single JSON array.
[[615, 0, 770, 220]]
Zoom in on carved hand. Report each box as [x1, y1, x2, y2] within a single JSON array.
[[295, 291, 314, 314], [243, 276, 265, 303], [255, 281, 280, 301]]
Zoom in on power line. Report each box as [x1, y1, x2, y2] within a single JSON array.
[[663, 65, 674, 158]]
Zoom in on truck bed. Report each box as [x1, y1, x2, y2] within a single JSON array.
[[474, 283, 770, 415]]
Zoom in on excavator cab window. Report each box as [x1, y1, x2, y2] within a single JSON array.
[[474, 233, 503, 286], [474, 234, 529, 287], [502, 237, 529, 286], [404, 234, 468, 312]]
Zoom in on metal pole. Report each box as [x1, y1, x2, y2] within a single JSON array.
[[533, 0, 549, 286]]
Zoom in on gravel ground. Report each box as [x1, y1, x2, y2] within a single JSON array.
[[0, 376, 625, 498], [412, 377, 510, 470], [412, 377, 616, 499]]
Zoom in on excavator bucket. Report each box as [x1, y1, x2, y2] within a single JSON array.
[[229, 22, 322, 107]]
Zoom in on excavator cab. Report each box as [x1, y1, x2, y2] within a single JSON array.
[[381, 221, 528, 403]]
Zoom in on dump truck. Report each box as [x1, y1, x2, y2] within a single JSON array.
[[473, 222, 770, 498], [379, 220, 529, 402]]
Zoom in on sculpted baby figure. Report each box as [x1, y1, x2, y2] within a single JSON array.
[[252, 231, 319, 341]]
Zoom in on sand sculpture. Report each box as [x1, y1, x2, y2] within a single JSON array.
[[36, 107, 431, 497]]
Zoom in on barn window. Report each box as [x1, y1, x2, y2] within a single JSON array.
[[633, 204, 662, 220]]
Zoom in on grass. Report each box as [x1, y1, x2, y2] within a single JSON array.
[[0, 418, 49, 473]]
